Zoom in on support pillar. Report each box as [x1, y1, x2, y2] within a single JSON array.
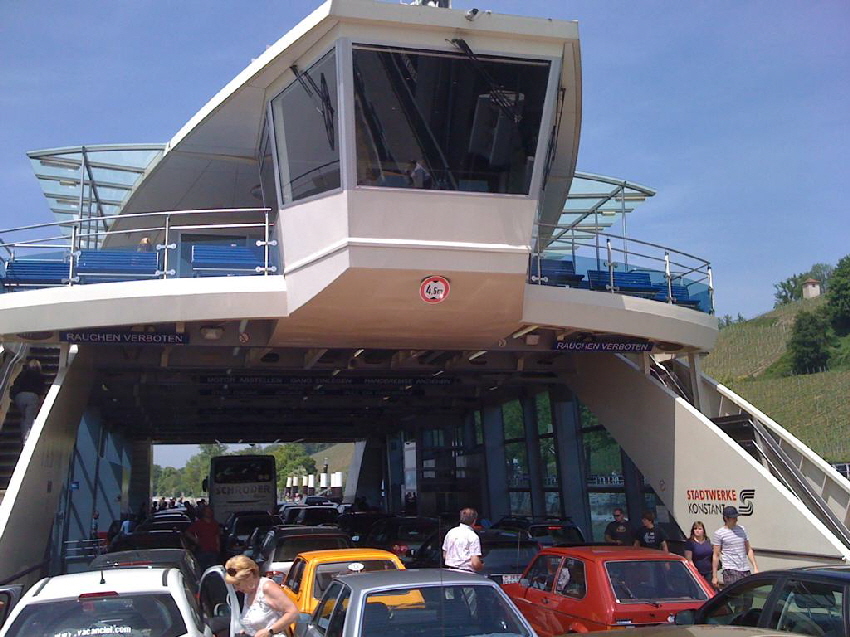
[[482, 405, 509, 521], [550, 386, 591, 537], [688, 352, 704, 414], [521, 394, 545, 517], [622, 451, 644, 525], [386, 431, 405, 514], [127, 439, 152, 517]]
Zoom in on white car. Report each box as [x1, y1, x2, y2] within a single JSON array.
[[0, 566, 225, 637]]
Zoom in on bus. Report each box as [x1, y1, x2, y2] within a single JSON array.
[[204, 455, 276, 522]]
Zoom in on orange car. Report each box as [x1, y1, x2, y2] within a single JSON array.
[[503, 545, 714, 634], [281, 548, 405, 615]]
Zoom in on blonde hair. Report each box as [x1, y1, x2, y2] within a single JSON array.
[[224, 555, 259, 586]]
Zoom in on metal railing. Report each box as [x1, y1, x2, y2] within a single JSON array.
[[0, 207, 278, 286], [63, 537, 107, 561], [530, 221, 714, 314]]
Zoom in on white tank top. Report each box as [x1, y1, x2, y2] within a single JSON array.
[[240, 577, 282, 635]]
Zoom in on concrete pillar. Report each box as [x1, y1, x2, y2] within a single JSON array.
[[386, 431, 405, 514], [688, 352, 704, 414], [343, 438, 384, 508], [481, 405, 509, 521], [521, 394, 545, 517], [127, 439, 152, 516], [622, 451, 644, 525], [550, 386, 591, 537]]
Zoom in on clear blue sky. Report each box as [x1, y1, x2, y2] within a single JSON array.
[[1, 1, 848, 467]]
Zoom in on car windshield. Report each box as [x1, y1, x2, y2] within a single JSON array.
[[605, 560, 709, 603], [273, 536, 350, 562], [481, 545, 539, 573], [362, 584, 532, 637], [4, 593, 186, 637], [235, 515, 278, 535], [312, 559, 398, 598]]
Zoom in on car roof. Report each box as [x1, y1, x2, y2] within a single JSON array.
[[539, 545, 689, 561], [27, 567, 177, 602], [335, 568, 493, 592], [273, 526, 348, 538], [296, 549, 402, 564], [90, 548, 189, 566], [785, 565, 850, 581]]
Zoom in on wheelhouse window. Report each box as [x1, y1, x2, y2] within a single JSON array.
[[271, 49, 340, 203], [353, 44, 550, 194], [259, 117, 280, 211]]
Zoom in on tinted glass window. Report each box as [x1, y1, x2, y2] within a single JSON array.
[[395, 520, 438, 541], [271, 49, 340, 203], [4, 594, 186, 637], [274, 537, 350, 562], [235, 515, 279, 535], [298, 508, 339, 525], [212, 457, 275, 483], [314, 581, 344, 635], [353, 45, 550, 195], [703, 578, 775, 626], [770, 579, 844, 636], [606, 560, 708, 603], [259, 117, 280, 211], [200, 573, 229, 617], [480, 545, 539, 574], [284, 558, 307, 594], [362, 584, 532, 636]]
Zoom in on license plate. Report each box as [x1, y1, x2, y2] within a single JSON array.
[[501, 574, 521, 585]]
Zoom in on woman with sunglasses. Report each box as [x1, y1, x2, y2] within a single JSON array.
[[225, 555, 299, 636]]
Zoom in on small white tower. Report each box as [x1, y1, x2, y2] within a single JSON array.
[[802, 278, 822, 299]]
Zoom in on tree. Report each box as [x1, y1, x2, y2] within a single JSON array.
[[774, 272, 805, 307], [826, 255, 850, 334], [265, 444, 317, 495], [809, 262, 835, 291], [788, 309, 835, 374]]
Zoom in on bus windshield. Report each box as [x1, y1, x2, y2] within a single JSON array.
[[208, 455, 277, 522]]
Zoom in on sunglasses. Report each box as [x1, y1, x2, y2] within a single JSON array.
[[226, 568, 239, 577]]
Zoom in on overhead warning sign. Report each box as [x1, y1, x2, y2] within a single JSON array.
[[420, 275, 450, 304]]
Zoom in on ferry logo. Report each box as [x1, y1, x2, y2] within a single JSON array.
[[685, 487, 755, 517], [738, 489, 755, 516]]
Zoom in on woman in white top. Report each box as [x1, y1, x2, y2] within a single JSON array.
[[225, 555, 299, 637]]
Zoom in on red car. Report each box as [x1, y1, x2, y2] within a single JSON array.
[[503, 545, 714, 634]]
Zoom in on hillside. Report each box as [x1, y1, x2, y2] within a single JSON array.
[[311, 442, 355, 487], [703, 296, 850, 463]]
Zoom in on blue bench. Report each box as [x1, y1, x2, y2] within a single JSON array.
[[653, 284, 701, 308], [76, 250, 160, 283], [528, 257, 584, 286], [586, 270, 656, 293], [2, 259, 71, 289], [190, 245, 274, 276]]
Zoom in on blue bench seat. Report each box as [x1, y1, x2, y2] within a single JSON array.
[[653, 284, 701, 307], [190, 245, 273, 276], [2, 259, 71, 289], [76, 250, 160, 283], [586, 269, 657, 293], [528, 257, 584, 286]]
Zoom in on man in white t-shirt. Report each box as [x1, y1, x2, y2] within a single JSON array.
[[712, 506, 758, 589], [442, 508, 484, 572]]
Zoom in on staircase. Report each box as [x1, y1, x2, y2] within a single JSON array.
[[712, 412, 850, 551], [0, 346, 61, 493], [659, 355, 850, 554]]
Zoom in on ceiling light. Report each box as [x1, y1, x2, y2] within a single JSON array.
[[468, 350, 487, 361], [353, 349, 364, 358], [200, 325, 224, 341]]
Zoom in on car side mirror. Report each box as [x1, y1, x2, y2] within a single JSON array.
[[519, 578, 529, 588], [675, 609, 696, 625], [351, 535, 360, 542]]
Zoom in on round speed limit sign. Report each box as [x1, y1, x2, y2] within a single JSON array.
[[420, 275, 450, 304]]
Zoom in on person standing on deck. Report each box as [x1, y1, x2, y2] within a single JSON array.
[[712, 506, 758, 588], [12, 359, 45, 444]]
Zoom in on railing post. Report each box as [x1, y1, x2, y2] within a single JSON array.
[[263, 210, 270, 276], [664, 252, 672, 303], [161, 215, 171, 278], [606, 238, 614, 292], [708, 266, 715, 315], [68, 224, 78, 286]]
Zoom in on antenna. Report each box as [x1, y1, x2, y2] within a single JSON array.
[[99, 569, 106, 585]]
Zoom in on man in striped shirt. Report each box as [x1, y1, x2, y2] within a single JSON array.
[[711, 506, 758, 589]]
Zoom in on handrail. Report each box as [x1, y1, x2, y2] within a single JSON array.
[[532, 220, 714, 313], [0, 559, 48, 586], [0, 207, 279, 282]]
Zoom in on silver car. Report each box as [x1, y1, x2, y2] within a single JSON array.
[[295, 568, 538, 637]]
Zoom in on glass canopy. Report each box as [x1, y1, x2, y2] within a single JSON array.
[[27, 144, 164, 239]]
